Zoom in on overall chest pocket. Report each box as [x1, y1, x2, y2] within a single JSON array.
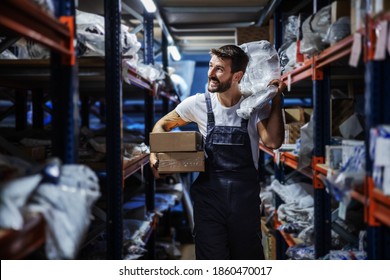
[[211, 132, 245, 146]]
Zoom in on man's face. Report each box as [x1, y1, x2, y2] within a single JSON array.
[[207, 55, 233, 93]]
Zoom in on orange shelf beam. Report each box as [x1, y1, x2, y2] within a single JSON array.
[[0, 0, 71, 56], [0, 214, 46, 260], [281, 58, 313, 84], [123, 154, 150, 179], [274, 218, 297, 248], [315, 35, 354, 69]]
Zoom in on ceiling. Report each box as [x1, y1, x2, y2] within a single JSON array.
[[78, 0, 279, 55], [156, 0, 270, 53]]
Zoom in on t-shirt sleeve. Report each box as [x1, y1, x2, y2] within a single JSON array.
[[254, 103, 271, 124], [174, 95, 198, 123]]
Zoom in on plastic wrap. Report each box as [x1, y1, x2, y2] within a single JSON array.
[[326, 250, 367, 260], [123, 219, 152, 247], [239, 41, 281, 96], [298, 114, 314, 169], [286, 244, 315, 260], [323, 17, 351, 45], [326, 144, 365, 205], [279, 41, 297, 73], [13, 38, 50, 59], [268, 179, 314, 207], [236, 85, 278, 119], [28, 164, 100, 259], [122, 59, 165, 83], [0, 49, 17, 59], [283, 16, 300, 43], [76, 10, 141, 57], [0, 173, 42, 230], [237, 41, 280, 119], [31, 0, 55, 16], [300, 5, 331, 55], [370, 125, 390, 194]]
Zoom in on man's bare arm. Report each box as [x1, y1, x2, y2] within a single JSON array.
[[257, 79, 286, 150], [152, 109, 188, 133]]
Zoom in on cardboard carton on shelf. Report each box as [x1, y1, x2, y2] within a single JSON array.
[[283, 107, 313, 144], [331, 98, 355, 137], [157, 151, 205, 174], [150, 131, 203, 152]]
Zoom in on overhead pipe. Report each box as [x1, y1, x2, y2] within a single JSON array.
[[254, 0, 283, 26]]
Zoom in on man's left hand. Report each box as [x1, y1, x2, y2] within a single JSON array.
[[268, 79, 286, 94]]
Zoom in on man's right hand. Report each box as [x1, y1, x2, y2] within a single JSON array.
[[149, 152, 160, 178]]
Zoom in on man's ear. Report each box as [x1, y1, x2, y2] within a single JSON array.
[[233, 71, 244, 82]]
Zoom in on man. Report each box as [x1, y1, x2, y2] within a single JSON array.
[[150, 45, 285, 259]]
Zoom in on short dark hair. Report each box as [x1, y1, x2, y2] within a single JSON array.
[[210, 45, 249, 74]]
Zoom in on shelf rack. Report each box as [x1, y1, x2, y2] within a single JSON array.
[[0, 0, 76, 259], [271, 5, 390, 259], [0, 214, 45, 259], [364, 10, 390, 259]]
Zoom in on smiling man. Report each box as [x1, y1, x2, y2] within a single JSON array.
[[150, 45, 285, 260]]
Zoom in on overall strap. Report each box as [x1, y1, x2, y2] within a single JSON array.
[[240, 117, 249, 128], [205, 92, 215, 124]]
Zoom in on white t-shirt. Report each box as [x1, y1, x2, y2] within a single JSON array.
[[175, 92, 271, 169]]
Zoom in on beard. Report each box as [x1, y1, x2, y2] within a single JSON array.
[[207, 76, 233, 93]]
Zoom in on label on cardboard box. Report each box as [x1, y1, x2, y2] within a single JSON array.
[[150, 131, 203, 152], [158, 151, 205, 173]]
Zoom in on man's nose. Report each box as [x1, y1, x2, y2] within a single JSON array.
[[208, 67, 216, 77]]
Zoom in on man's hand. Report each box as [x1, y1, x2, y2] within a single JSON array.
[[150, 152, 160, 178], [268, 79, 287, 94]]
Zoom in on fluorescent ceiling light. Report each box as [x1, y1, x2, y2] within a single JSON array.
[[168, 46, 181, 61], [140, 0, 157, 13]]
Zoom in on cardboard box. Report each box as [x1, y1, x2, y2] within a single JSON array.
[[157, 151, 205, 174], [235, 26, 271, 45], [21, 146, 46, 161], [283, 108, 313, 144], [261, 218, 276, 260], [332, 0, 351, 23], [331, 98, 355, 136], [150, 131, 203, 152]]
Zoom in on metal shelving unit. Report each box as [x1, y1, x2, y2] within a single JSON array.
[[0, 0, 77, 259], [268, 2, 390, 259], [364, 11, 390, 260]]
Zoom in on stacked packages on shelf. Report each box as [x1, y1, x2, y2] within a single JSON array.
[[370, 125, 390, 195]]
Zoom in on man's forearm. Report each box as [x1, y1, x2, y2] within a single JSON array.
[[265, 93, 284, 149]]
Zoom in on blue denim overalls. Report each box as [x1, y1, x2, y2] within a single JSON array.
[[190, 92, 264, 260]]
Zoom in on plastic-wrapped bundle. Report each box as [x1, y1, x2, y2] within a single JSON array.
[[286, 244, 315, 260], [12, 38, 50, 59], [301, 5, 331, 55], [28, 164, 100, 259], [236, 85, 278, 119], [237, 41, 280, 119], [31, 0, 55, 16], [76, 10, 141, 57], [279, 42, 297, 73], [326, 144, 365, 205], [122, 59, 165, 83], [239, 40, 280, 96], [0, 49, 17, 59], [323, 17, 351, 45], [283, 15, 300, 43]]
